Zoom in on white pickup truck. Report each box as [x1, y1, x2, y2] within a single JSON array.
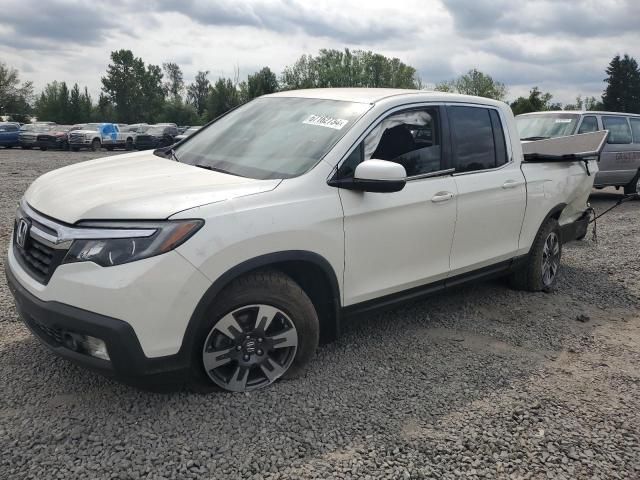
[[6, 89, 598, 392], [68, 122, 135, 151]]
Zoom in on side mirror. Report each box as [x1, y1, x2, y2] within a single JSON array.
[[351, 159, 407, 193]]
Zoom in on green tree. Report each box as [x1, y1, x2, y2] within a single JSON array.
[[510, 87, 561, 115], [69, 83, 82, 122], [0, 62, 33, 120], [80, 87, 93, 122], [163, 62, 184, 100], [159, 97, 201, 125], [186, 70, 210, 117], [281, 48, 418, 90], [241, 67, 278, 102], [34, 81, 65, 122], [205, 78, 241, 120], [602, 54, 640, 113], [101, 50, 165, 122], [435, 68, 507, 100]]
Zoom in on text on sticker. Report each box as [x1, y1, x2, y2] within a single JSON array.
[[303, 114, 349, 130], [554, 119, 572, 123]]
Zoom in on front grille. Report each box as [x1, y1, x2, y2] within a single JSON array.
[[13, 218, 68, 285], [69, 132, 85, 143]]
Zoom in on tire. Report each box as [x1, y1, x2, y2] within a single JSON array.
[[125, 138, 134, 150], [509, 218, 562, 292], [40, 147, 47, 151], [623, 171, 640, 196], [21, 146, 32, 150], [71, 147, 80, 152], [91, 139, 101, 152], [191, 270, 319, 393]]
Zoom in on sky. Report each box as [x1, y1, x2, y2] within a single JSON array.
[[1, 0, 638, 105]]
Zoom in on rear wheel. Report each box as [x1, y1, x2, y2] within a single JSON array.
[[623, 172, 640, 196], [510, 218, 562, 292], [191, 270, 319, 393], [125, 138, 134, 150], [91, 139, 101, 152]]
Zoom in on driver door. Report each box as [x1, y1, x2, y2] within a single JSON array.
[[336, 106, 458, 306]]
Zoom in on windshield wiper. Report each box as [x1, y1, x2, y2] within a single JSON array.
[[521, 136, 549, 141], [153, 146, 180, 162], [194, 164, 231, 174]]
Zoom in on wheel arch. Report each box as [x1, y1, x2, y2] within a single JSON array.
[[180, 251, 342, 356]]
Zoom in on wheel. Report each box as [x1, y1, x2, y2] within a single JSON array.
[[510, 218, 562, 292], [91, 139, 101, 151], [71, 147, 80, 152], [21, 146, 32, 150], [191, 270, 319, 393], [40, 146, 47, 151], [623, 172, 640, 196], [125, 138, 134, 150]]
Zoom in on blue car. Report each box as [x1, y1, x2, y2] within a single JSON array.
[[0, 122, 20, 148]]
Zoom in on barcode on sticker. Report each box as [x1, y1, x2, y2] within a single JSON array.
[[303, 114, 348, 130], [554, 119, 572, 123]]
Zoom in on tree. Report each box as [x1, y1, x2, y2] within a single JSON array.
[[435, 69, 507, 100], [0, 62, 33, 120], [510, 87, 561, 115], [241, 67, 278, 102], [163, 62, 184, 100], [205, 78, 241, 120], [159, 97, 201, 125], [69, 83, 82, 123], [101, 49, 165, 122], [602, 54, 640, 113], [280, 48, 419, 90], [186, 70, 211, 117]]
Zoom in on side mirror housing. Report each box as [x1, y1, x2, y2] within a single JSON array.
[[350, 159, 407, 192]]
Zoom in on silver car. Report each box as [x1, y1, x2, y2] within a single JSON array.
[[516, 111, 640, 195]]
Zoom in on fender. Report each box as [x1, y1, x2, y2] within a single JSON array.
[[524, 202, 567, 255], [178, 250, 342, 355]]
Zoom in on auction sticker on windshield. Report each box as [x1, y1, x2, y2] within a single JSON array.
[[303, 114, 348, 130]]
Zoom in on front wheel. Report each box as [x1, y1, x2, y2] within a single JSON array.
[[91, 139, 101, 151], [510, 218, 562, 292], [192, 270, 319, 393]]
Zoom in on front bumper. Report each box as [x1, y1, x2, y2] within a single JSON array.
[[5, 262, 192, 386]]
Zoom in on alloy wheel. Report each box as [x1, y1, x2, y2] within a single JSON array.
[[202, 304, 298, 392], [541, 232, 560, 287]]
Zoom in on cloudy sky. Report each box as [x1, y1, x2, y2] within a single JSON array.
[[1, 0, 638, 104]]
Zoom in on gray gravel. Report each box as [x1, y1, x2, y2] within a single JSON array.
[[1, 148, 639, 479]]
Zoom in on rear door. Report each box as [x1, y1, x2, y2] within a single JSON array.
[[447, 105, 526, 274], [598, 115, 640, 187]]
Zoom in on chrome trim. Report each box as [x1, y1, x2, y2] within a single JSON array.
[[19, 200, 157, 246], [407, 168, 455, 181]]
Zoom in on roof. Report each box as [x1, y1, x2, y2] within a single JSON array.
[[518, 110, 640, 117], [264, 88, 498, 106]]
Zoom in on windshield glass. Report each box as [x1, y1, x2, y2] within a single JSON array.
[[147, 126, 166, 135], [175, 97, 370, 179], [516, 113, 579, 140]]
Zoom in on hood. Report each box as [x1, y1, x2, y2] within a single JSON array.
[[70, 129, 99, 135], [24, 150, 281, 224]]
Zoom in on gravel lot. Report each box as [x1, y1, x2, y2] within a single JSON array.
[[1, 148, 639, 479]]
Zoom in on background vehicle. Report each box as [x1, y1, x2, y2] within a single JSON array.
[[174, 126, 202, 141], [19, 123, 56, 149], [36, 125, 72, 151], [68, 123, 136, 151], [0, 122, 20, 148], [7, 90, 597, 393], [134, 124, 178, 150], [516, 111, 640, 195]]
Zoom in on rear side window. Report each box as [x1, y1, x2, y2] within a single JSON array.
[[630, 118, 640, 143], [577, 116, 598, 134], [602, 116, 632, 144], [449, 106, 501, 172], [489, 110, 508, 166]]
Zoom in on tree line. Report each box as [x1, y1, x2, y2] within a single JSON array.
[[1, 49, 639, 125]]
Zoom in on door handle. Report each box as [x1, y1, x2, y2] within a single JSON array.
[[502, 180, 521, 189], [431, 191, 455, 203]]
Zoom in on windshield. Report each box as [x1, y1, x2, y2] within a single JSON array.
[[147, 126, 166, 135], [174, 97, 370, 179], [516, 113, 579, 140], [20, 124, 36, 132]]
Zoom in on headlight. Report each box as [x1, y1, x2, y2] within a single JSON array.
[[63, 219, 203, 267]]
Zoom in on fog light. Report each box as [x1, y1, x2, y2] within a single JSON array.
[[79, 335, 110, 361]]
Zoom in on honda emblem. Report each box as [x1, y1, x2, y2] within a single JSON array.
[[16, 218, 30, 248]]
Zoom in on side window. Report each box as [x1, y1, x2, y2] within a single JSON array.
[[602, 116, 632, 144], [448, 106, 497, 172], [361, 108, 442, 177], [489, 109, 508, 166], [577, 116, 598, 134], [630, 118, 640, 143], [8, 125, 19, 132]]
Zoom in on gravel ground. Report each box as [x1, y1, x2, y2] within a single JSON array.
[[1, 148, 639, 480]]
